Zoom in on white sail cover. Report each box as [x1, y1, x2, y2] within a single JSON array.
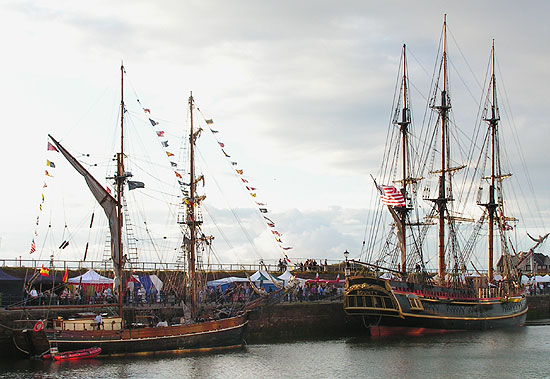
[[48, 135, 122, 295]]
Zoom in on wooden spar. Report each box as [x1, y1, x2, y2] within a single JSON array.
[[399, 43, 409, 275], [117, 63, 125, 318], [188, 92, 197, 319], [486, 41, 499, 282], [437, 15, 449, 281]]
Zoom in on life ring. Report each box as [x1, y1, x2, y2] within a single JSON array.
[[34, 320, 44, 332]]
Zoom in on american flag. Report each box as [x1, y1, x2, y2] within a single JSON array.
[[378, 185, 406, 207], [29, 239, 36, 254]]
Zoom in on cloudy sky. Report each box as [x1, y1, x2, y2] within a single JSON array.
[[0, 1, 548, 269]]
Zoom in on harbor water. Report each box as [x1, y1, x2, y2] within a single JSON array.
[[1, 325, 548, 378]]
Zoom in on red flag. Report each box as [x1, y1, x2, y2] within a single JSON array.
[[144, 108, 151, 113], [175, 171, 182, 178], [29, 239, 36, 254], [47, 142, 59, 152], [166, 152, 174, 157], [156, 131, 165, 137], [62, 267, 68, 283]]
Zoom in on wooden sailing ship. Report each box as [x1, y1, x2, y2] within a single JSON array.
[[14, 65, 247, 357], [344, 17, 540, 333]]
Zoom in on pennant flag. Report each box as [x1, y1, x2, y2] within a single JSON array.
[[106, 187, 112, 194], [149, 118, 159, 126], [222, 149, 230, 157], [246, 186, 256, 191], [36, 216, 39, 225], [210, 129, 219, 133], [47, 142, 59, 152], [40, 265, 49, 277], [264, 216, 275, 227], [128, 181, 145, 190], [378, 185, 406, 207], [42, 194, 45, 202], [144, 108, 151, 113], [161, 141, 169, 147], [283, 247, 293, 250], [43, 182, 47, 188], [231, 162, 238, 166], [170, 161, 177, 167], [156, 131, 165, 137], [45, 170, 54, 177], [175, 171, 182, 179], [256, 202, 266, 206], [46, 160, 56, 168], [29, 239, 36, 254], [39, 204, 42, 211], [166, 151, 175, 157], [241, 178, 249, 183], [271, 230, 281, 236], [62, 267, 68, 283], [250, 193, 257, 197], [205, 119, 214, 124], [259, 208, 268, 213], [236, 169, 243, 175], [218, 142, 225, 148], [275, 237, 282, 243]]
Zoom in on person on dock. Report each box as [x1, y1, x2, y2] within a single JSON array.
[[95, 314, 104, 330]]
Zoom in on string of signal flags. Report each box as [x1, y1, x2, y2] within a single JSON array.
[[136, 98, 293, 264]]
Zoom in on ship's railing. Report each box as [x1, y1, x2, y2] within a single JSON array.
[[0, 258, 347, 273]]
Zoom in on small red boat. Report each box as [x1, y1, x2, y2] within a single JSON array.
[[43, 346, 101, 361]]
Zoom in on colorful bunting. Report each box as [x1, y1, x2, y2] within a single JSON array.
[[62, 267, 68, 283], [259, 208, 268, 213], [250, 193, 257, 197], [47, 142, 59, 152], [149, 118, 159, 126], [205, 119, 213, 124], [222, 149, 230, 157], [45, 170, 54, 177], [236, 169, 243, 175], [156, 131, 165, 137], [218, 142, 225, 148], [46, 160, 55, 168], [166, 152, 174, 157], [29, 239, 36, 254], [161, 141, 169, 147], [144, 108, 151, 113], [170, 162, 177, 167], [175, 172, 182, 179]]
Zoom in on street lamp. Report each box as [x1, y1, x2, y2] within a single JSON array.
[[344, 250, 350, 276]]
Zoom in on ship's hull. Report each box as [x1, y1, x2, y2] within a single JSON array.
[[344, 275, 527, 331], [16, 314, 248, 357]]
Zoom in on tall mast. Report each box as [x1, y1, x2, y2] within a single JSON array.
[[116, 63, 125, 316], [398, 44, 410, 275], [485, 41, 499, 282], [437, 15, 450, 280], [188, 92, 197, 318]]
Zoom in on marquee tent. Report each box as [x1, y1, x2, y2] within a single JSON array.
[[68, 269, 113, 287]]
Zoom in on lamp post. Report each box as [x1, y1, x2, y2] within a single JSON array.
[[344, 250, 350, 276]]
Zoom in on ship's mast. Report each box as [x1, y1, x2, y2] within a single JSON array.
[[436, 16, 450, 280], [398, 44, 410, 275], [188, 92, 198, 318], [485, 41, 499, 282], [116, 63, 125, 316]]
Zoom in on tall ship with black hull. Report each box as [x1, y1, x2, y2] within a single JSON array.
[[344, 18, 543, 334], [14, 65, 247, 357]]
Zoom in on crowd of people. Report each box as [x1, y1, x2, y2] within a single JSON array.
[[278, 259, 331, 273]]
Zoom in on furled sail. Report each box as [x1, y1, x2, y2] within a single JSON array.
[[47, 134, 122, 295]]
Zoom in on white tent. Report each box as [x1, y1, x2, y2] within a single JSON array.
[[276, 269, 306, 286], [521, 275, 530, 285], [250, 270, 282, 283], [68, 269, 113, 285], [207, 277, 249, 287], [536, 275, 550, 283]]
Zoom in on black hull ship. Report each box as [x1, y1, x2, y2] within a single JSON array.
[[13, 66, 249, 358], [344, 17, 537, 334], [345, 275, 526, 334]]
